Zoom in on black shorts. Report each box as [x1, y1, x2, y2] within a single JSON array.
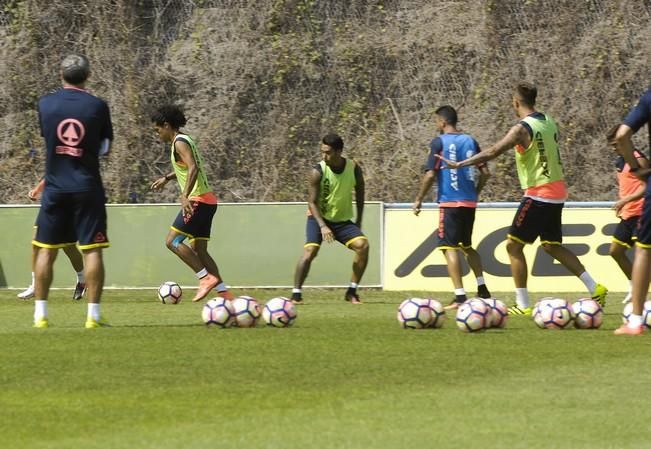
[[612, 216, 640, 248], [33, 189, 109, 250], [171, 201, 217, 240], [305, 216, 366, 248], [436, 207, 475, 249], [508, 197, 563, 245]]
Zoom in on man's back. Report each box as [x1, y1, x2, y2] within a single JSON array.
[[38, 87, 112, 193]]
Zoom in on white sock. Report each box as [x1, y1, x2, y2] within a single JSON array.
[[76, 271, 85, 283], [350, 282, 358, 289], [30, 272, 35, 287], [629, 314, 643, 328], [627, 280, 633, 295], [195, 268, 208, 279], [34, 300, 48, 321], [515, 288, 530, 308], [87, 303, 101, 321], [292, 288, 302, 294], [214, 282, 227, 292], [476, 276, 485, 286], [454, 288, 466, 296], [579, 271, 597, 294]]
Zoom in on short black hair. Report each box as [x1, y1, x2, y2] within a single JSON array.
[[61, 54, 90, 85], [322, 133, 344, 151], [515, 82, 537, 107], [151, 104, 187, 129], [435, 105, 458, 126]]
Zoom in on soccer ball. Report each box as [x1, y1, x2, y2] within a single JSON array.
[[202, 297, 235, 327], [537, 298, 574, 329], [532, 298, 555, 328], [571, 299, 603, 329], [482, 297, 508, 328], [157, 281, 182, 304], [232, 296, 261, 328], [262, 297, 297, 328], [397, 298, 433, 329], [455, 299, 489, 332], [420, 298, 446, 328]]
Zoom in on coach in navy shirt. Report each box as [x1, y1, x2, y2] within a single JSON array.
[[32, 54, 113, 329]]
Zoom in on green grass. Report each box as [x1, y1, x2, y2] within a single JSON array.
[[1, 288, 650, 449]]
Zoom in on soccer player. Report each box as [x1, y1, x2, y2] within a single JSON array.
[[17, 178, 86, 300], [412, 105, 492, 309], [614, 88, 651, 335], [606, 125, 648, 305], [436, 82, 608, 315], [33, 54, 112, 328], [291, 133, 369, 304], [150, 105, 233, 302]]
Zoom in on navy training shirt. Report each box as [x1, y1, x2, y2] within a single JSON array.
[[38, 86, 113, 193]]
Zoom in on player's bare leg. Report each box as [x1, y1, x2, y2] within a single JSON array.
[[506, 238, 531, 315], [63, 244, 86, 300], [615, 246, 651, 335], [464, 247, 491, 299], [292, 245, 319, 304], [346, 238, 368, 304], [543, 243, 608, 305], [82, 248, 108, 328], [609, 241, 633, 303], [33, 247, 58, 327], [17, 245, 38, 299], [192, 239, 232, 300], [165, 230, 218, 302], [442, 248, 466, 309]]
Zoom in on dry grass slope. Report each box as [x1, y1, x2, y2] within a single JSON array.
[[0, 0, 649, 203]]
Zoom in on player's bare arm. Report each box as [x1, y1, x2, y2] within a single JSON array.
[[615, 125, 651, 179], [354, 162, 365, 228], [413, 170, 435, 216], [307, 168, 334, 243], [150, 172, 176, 190], [437, 124, 529, 169], [476, 164, 491, 196], [28, 178, 46, 201], [613, 155, 649, 214], [174, 140, 198, 215]]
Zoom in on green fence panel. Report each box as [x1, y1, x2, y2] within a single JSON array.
[[0, 203, 381, 289]]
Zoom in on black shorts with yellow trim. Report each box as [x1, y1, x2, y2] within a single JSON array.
[[305, 216, 366, 247], [171, 201, 217, 240], [636, 187, 651, 247], [508, 197, 563, 245], [436, 206, 475, 249], [33, 189, 109, 250], [613, 216, 640, 248]]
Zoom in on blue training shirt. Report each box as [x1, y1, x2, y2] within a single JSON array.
[[38, 86, 113, 193], [426, 133, 481, 205]]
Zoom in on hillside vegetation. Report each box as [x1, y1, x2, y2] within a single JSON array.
[[0, 0, 649, 203]]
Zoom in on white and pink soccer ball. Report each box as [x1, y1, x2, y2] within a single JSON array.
[[202, 297, 235, 327], [455, 298, 490, 332], [232, 296, 261, 328], [420, 298, 446, 328], [157, 281, 182, 304], [262, 297, 297, 327], [571, 299, 603, 329], [397, 298, 433, 329], [481, 297, 508, 328], [533, 298, 573, 329]]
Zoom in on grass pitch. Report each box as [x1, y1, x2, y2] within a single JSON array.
[[1, 288, 650, 449]]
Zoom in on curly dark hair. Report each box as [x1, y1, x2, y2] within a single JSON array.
[[151, 104, 187, 129]]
